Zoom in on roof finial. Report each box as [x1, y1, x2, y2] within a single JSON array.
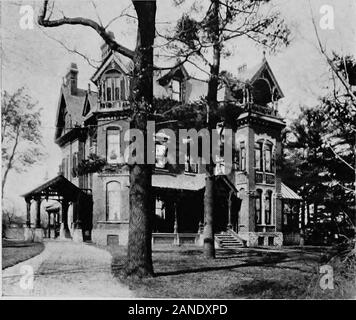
[[263, 50, 266, 61]]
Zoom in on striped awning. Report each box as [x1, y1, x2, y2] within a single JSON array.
[[281, 183, 302, 200]]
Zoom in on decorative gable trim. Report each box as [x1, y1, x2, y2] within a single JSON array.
[[250, 60, 284, 99], [91, 53, 132, 84]]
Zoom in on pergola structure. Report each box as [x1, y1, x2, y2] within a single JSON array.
[[22, 175, 92, 241]]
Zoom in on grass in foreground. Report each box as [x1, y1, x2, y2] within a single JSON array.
[[2, 239, 45, 269], [107, 245, 355, 299]]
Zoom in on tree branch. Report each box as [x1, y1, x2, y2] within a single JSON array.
[[38, 0, 135, 60]]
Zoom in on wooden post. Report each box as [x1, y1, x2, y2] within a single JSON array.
[[47, 212, 51, 238], [227, 191, 233, 230], [60, 200, 71, 238], [35, 198, 41, 228], [26, 199, 31, 227], [173, 200, 179, 245]]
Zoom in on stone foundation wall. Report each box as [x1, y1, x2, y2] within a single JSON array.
[[92, 222, 129, 246], [238, 231, 283, 247], [283, 232, 301, 245]]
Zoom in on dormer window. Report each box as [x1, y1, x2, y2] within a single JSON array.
[[100, 70, 126, 109], [171, 79, 182, 101]]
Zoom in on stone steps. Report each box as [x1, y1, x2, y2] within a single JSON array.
[[215, 232, 244, 249]]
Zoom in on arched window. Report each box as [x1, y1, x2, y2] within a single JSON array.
[[264, 143, 273, 172], [106, 128, 121, 164], [252, 78, 271, 105], [255, 189, 262, 224], [100, 70, 126, 108], [265, 190, 272, 225], [106, 181, 121, 221]]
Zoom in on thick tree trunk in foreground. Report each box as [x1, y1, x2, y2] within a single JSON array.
[[125, 0, 156, 277], [203, 0, 220, 259]]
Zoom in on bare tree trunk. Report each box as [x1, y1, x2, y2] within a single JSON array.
[[2, 126, 20, 198], [204, 0, 220, 259], [125, 0, 156, 277]]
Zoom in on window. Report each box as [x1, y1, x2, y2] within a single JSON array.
[[265, 144, 273, 172], [254, 142, 263, 171], [101, 73, 126, 107], [185, 139, 198, 173], [233, 148, 240, 171], [106, 181, 121, 221], [240, 142, 246, 171], [255, 189, 262, 224], [107, 128, 121, 164], [155, 144, 167, 169], [171, 79, 181, 101], [155, 198, 165, 219], [265, 190, 272, 225], [72, 152, 78, 178]]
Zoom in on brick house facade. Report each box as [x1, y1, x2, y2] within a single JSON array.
[[22, 44, 302, 247]]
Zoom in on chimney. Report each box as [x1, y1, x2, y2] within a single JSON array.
[[100, 31, 115, 60], [65, 63, 78, 95]]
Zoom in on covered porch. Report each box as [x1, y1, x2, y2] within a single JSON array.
[[21, 175, 93, 242], [151, 173, 240, 246], [281, 182, 303, 245]]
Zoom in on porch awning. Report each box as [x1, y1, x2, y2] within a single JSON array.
[[281, 183, 302, 200], [152, 173, 206, 191], [22, 175, 84, 201]]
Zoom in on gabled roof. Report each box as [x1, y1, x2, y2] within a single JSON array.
[[156, 63, 189, 86], [82, 91, 98, 117], [22, 175, 84, 201], [236, 58, 284, 98], [281, 183, 302, 200], [91, 52, 133, 83], [55, 85, 86, 139]]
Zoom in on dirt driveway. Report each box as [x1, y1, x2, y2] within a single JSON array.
[[2, 240, 134, 298]]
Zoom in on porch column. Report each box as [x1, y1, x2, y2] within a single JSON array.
[[24, 198, 33, 241], [227, 191, 233, 230], [34, 197, 44, 242], [47, 212, 51, 238], [173, 200, 179, 245], [26, 198, 31, 227], [60, 200, 71, 239], [35, 198, 41, 228]]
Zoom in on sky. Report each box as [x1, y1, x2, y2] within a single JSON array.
[[1, 0, 355, 213]]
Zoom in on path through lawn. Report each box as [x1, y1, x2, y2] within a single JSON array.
[[2, 240, 134, 297], [110, 245, 355, 299], [2, 240, 44, 269]]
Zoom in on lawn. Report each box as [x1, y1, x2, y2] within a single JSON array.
[[2, 239, 45, 269], [107, 245, 355, 299]]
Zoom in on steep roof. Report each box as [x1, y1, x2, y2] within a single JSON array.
[[22, 175, 84, 201], [55, 85, 86, 139], [236, 58, 284, 98], [82, 91, 99, 118], [281, 183, 302, 200]]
